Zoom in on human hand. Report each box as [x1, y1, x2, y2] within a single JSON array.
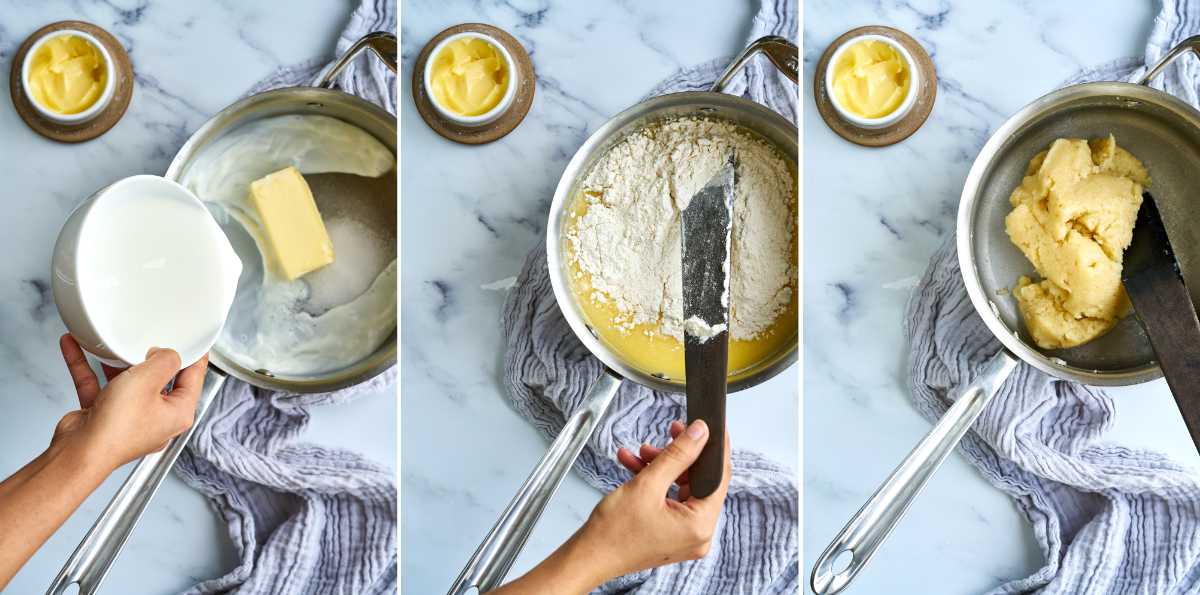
[[581, 419, 731, 580], [0, 336, 205, 589], [54, 334, 206, 472], [486, 419, 731, 595]]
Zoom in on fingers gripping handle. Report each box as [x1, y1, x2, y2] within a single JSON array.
[[809, 352, 1017, 595], [447, 370, 623, 595], [46, 368, 227, 595]]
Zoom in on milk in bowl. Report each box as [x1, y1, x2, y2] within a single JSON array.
[[52, 175, 242, 368]]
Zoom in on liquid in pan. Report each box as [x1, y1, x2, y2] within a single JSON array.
[[564, 116, 798, 381]]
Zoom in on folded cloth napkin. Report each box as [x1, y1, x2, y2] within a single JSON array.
[[906, 2, 1200, 593], [174, 1, 398, 594], [501, 1, 798, 593]]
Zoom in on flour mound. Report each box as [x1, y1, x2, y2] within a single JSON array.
[[567, 118, 795, 342]]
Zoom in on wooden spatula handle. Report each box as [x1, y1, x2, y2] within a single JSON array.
[[686, 334, 727, 499]]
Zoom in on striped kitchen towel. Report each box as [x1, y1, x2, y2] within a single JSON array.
[[173, 1, 398, 594], [501, 1, 799, 593], [906, 1, 1200, 593]]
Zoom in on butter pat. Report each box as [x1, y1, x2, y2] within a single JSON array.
[[27, 34, 107, 115], [830, 39, 911, 119], [429, 36, 509, 116], [249, 167, 334, 280]]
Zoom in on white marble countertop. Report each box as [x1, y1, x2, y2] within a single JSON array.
[[0, 3, 395, 593], [803, 1, 1200, 593], [399, 2, 798, 592]]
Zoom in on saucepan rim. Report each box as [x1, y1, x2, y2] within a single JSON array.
[[165, 85, 397, 394], [956, 79, 1200, 386], [546, 89, 799, 395]]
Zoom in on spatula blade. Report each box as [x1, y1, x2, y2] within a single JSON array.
[[1123, 193, 1200, 453], [681, 152, 735, 499]]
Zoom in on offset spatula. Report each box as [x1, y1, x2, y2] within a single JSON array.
[[681, 152, 736, 498], [1123, 192, 1200, 453]]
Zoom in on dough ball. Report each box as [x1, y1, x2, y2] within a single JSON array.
[[1004, 136, 1145, 350]]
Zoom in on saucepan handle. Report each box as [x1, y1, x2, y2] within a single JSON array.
[[1138, 34, 1200, 86], [710, 35, 799, 93], [46, 367, 227, 595], [317, 31, 398, 89], [447, 369, 623, 595], [809, 351, 1018, 595]]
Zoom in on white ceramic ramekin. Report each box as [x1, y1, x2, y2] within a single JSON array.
[[824, 34, 919, 130], [423, 32, 518, 127], [21, 29, 116, 125]]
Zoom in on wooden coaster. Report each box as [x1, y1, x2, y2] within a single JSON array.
[[10, 21, 134, 143], [411, 23, 535, 145], [813, 26, 936, 147]]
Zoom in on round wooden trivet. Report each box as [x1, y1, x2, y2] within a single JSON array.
[[813, 26, 936, 147], [10, 21, 134, 143], [412, 23, 535, 145]]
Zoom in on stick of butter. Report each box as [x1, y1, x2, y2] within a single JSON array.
[[249, 166, 334, 280]]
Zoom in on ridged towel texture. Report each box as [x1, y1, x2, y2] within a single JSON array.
[[501, 1, 799, 593], [174, 1, 398, 594], [907, 2, 1200, 593]]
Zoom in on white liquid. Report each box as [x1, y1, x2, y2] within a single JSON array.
[[76, 190, 234, 365], [180, 115, 396, 376]]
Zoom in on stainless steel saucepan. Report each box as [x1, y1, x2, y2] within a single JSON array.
[[47, 32, 397, 595], [449, 36, 799, 594], [812, 36, 1200, 594]]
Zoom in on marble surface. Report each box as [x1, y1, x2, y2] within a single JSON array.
[[399, 2, 798, 593], [0, 3, 395, 594], [803, 1, 1200, 593]]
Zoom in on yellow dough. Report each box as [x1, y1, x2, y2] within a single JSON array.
[[1004, 135, 1148, 350]]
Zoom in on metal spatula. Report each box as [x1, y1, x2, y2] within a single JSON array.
[[681, 152, 735, 498], [1123, 192, 1200, 452]]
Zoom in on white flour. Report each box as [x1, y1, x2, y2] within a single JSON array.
[[684, 316, 727, 343], [567, 117, 795, 342]]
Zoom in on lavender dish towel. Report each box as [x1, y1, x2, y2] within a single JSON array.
[[173, 1, 398, 594], [907, 1, 1200, 593], [502, 1, 799, 593]]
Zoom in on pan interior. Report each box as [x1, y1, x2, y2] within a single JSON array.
[[169, 89, 397, 391], [550, 92, 799, 394], [967, 84, 1200, 377]]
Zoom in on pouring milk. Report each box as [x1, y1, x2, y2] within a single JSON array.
[[52, 175, 242, 368]]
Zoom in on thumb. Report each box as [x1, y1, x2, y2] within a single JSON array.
[[124, 347, 182, 393], [640, 420, 709, 490]]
